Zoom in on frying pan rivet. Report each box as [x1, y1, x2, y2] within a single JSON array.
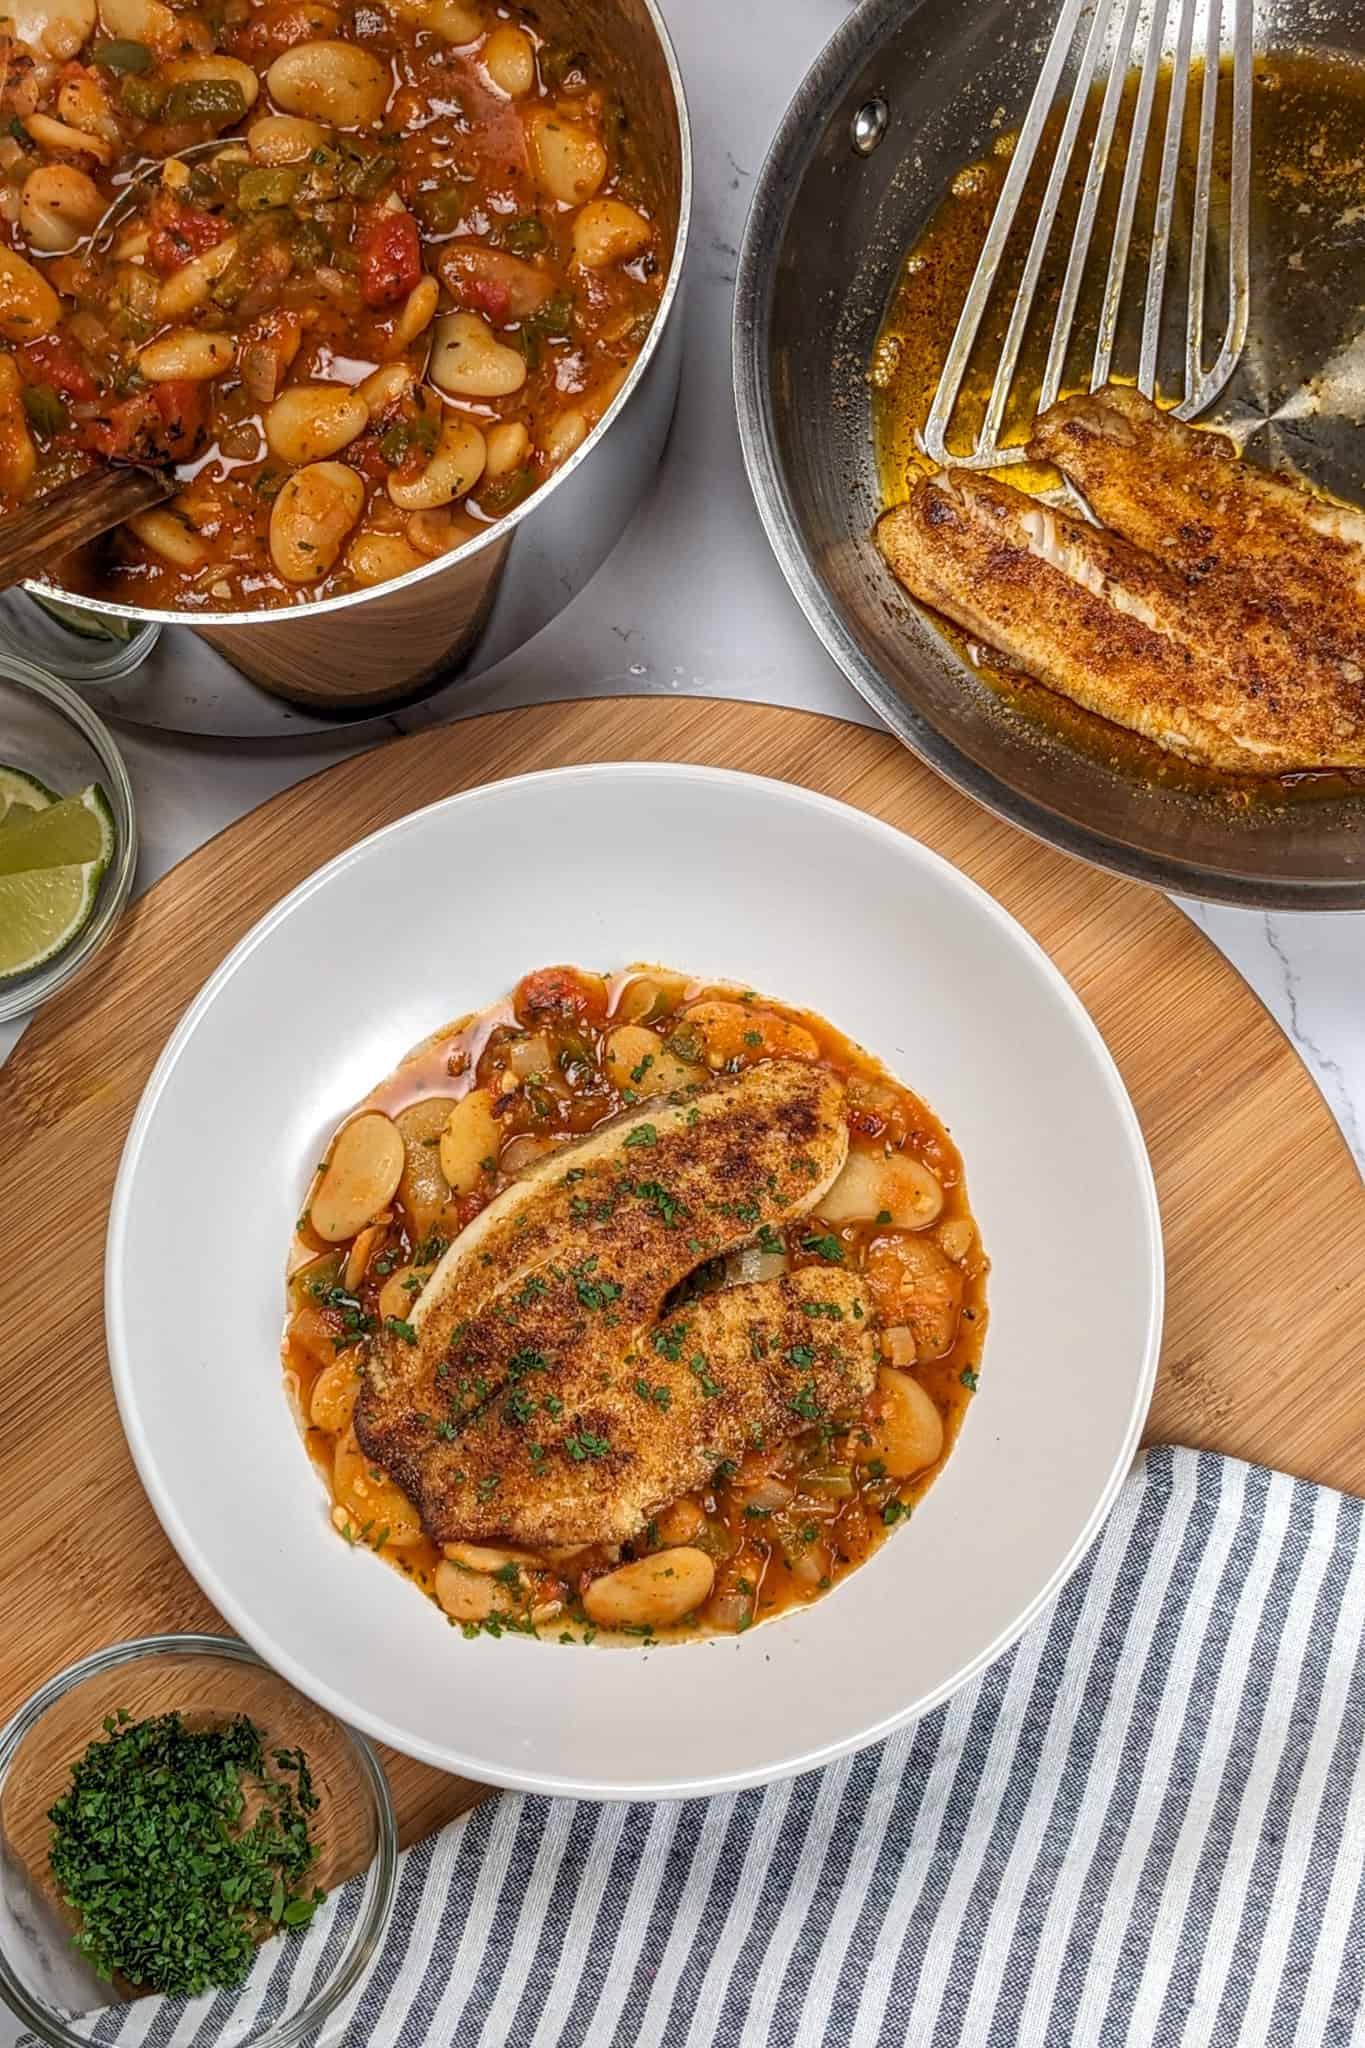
[[851, 97, 889, 154]]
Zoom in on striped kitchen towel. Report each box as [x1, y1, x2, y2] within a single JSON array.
[[28, 1445, 1365, 2047]]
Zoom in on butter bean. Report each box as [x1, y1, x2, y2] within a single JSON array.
[[265, 381, 369, 465], [139, 329, 235, 382], [310, 1110, 404, 1239], [269, 459, 365, 582], [582, 1549, 715, 1629], [387, 416, 485, 510], [428, 310, 526, 399], [266, 40, 390, 128]]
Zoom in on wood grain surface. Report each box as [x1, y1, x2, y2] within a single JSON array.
[[3, 697, 1362, 1848]]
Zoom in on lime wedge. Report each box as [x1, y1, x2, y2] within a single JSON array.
[[0, 763, 58, 829], [0, 859, 104, 977], [0, 783, 113, 876]]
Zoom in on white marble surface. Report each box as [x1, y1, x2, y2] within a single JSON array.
[[3, 0, 1363, 1187]]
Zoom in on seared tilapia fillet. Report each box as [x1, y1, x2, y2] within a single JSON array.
[[876, 471, 1365, 772], [418, 1268, 876, 1549], [1031, 386, 1365, 656], [356, 1059, 852, 1546]]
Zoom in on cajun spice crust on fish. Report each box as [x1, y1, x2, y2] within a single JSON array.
[[356, 1058, 860, 1547], [875, 467, 1365, 774]]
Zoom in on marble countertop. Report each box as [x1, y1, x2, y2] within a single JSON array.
[[3, 0, 1362, 1175]]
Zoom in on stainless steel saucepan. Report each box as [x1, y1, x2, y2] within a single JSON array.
[[734, 0, 1365, 909], [36, 0, 690, 715]]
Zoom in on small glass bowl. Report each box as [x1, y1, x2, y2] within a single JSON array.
[[0, 590, 161, 686], [0, 653, 137, 1024], [0, 1636, 399, 2048]]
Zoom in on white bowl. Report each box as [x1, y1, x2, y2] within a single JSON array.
[[107, 764, 1162, 1800]]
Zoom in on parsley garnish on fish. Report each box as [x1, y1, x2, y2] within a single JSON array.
[[690, 1354, 721, 1398], [563, 1429, 612, 1462], [623, 1123, 658, 1149], [801, 1232, 844, 1263], [634, 1180, 686, 1227]]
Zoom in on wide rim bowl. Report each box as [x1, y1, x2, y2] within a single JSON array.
[[732, 0, 1365, 910], [106, 761, 1163, 1799], [0, 654, 138, 1024], [0, 1634, 398, 2048], [29, 0, 693, 636]]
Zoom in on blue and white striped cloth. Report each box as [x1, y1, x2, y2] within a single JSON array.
[[38, 1446, 1365, 2047]]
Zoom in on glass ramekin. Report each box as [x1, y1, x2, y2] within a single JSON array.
[[0, 1635, 399, 2046], [0, 652, 137, 1023]]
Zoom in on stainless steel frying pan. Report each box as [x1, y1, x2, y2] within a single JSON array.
[[734, 0, 1365, 908]]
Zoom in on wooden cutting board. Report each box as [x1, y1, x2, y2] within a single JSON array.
[[4, 697, 1363, 1848]]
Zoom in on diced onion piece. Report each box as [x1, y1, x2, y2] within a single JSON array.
[[507, 1032, 552, 1079], [724, 1244, 789, 1287], [881, 1323, 915, 1367]]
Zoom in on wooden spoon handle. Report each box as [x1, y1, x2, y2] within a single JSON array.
[[0, 466, 172, 592]]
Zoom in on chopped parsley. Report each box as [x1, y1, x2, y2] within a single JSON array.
[[623, 1123, 658, 1149], [47, 1712, 323, 1996], [563, 1429, 612, 1462], [874, 1209, 892, 1226], [652, 1322, 687, 1362], [882, 1498, 912, 1525], [690, 1353, 721, 1398], [801, 1300, 845, 1320], [573, 1256, 623, 1311], [634, 1180, 686, 1228], [384, 1317, 417, 1346], [634, 1378, 673, 1409], [960, 1366, 980, 1391], [786, 1344, 817, 1369], [801, 1232, 845, 1263], [789, 1378, 823, 1422], [756, 1224, 786, 1258], [629, 1052, 655, 1085]]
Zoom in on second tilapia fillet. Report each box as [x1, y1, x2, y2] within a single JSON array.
[[875, 473, 1365, 773], [1030, 386, 1365, 653]]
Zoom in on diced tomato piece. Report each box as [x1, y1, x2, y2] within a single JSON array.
[[356, 204, 422, 308], [513, 966, 608, 1028], [76, 380, 207, 463], [151, 379, 208, 459], [16, 337, 97, 403], [461, 276, 510, 325], [346, 432, 391, 484], [146, 194, 229, 274]]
